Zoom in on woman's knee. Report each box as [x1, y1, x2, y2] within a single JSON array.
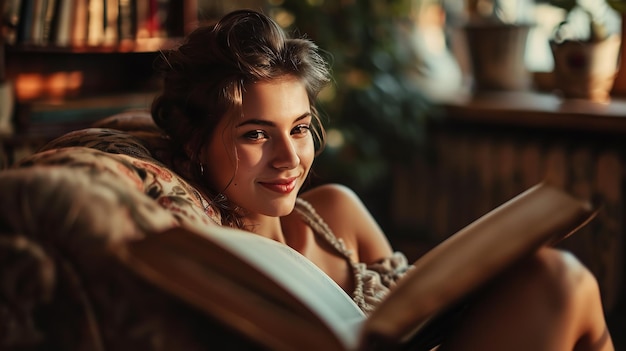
[[531, 249, 613, 350], [438, 248, 605, 350], [521, 247, 601, 312]]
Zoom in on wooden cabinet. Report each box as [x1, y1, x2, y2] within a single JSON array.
[[391, 91, 626, 314]]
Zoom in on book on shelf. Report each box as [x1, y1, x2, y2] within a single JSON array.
[[70, 0, 88, 46], [103, 0, 119, 45], [50, 0, 73, 46], [15, 0, 33, 43], [113, 182, 598, 351], [40, 0, 56, 43], [27, 0, 44, 44], [118, 0, 136, 41], [2, 0, 22, 44], [134, 0, 150, 38], [86, 0, 104, 45], [4, 0, 196, 47]]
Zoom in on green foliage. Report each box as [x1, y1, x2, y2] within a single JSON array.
[[549, 0, 578, 12], [550, 0, 617, 42], [269, 0, 437, 189], [607, 0, 626, 12]]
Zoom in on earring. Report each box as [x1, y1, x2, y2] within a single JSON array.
[[199, 163, 205, 176]]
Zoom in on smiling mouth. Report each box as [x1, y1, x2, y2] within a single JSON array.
[[259, 178, 298, 194]]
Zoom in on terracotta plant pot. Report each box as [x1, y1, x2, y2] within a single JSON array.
[[610, 12, 626, 96], [464, 23, 532, 91], [550, 34, 621, 103]]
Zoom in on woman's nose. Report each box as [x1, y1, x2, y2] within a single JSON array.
[[271, 136, 300, 170]]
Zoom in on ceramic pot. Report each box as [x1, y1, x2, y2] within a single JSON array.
[[550, 35, 621, 103], [610, 13, 626, 96], [464, 23, 532, 91]]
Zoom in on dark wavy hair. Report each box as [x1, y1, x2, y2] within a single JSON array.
[[151, 9, 331, 228]]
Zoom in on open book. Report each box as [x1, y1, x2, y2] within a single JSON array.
[[112, 182, 597, 351]]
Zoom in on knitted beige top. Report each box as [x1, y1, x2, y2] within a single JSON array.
[[294, 198, 410, 314]]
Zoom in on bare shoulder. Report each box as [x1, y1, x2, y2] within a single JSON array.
[[299, 183, 393, 263], [300, 183, 361, 211]]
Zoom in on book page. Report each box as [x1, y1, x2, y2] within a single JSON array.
[[117, 224, 367, 350], [202, 228, 366, 349]]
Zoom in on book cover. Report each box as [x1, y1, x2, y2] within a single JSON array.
[[114, 182, 597, 351], [51, 0, 73, 46], [103, 0, 118, 45], [117, 0, 135, 41], [15, 0, 33, 44], [70, 0, 88, 46], [3, 0, 24, 44], [86, 0, 104, 46]]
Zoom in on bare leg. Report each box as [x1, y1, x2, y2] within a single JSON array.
[[438, 247, 613, 351]]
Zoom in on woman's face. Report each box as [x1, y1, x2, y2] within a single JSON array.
[[204, 76, 315, 219]]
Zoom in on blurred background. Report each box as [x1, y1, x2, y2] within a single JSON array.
[[205, 5, 626, 328], [2, 0, 626, 347]]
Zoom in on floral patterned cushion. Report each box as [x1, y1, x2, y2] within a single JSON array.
[[17, 145, 220, 230], [29, 110, 221, 228], [0, 112, 267, 350], [0, 166, 260, 350]]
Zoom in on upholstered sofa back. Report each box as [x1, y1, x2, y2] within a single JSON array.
[[0, 111, 263, 350]]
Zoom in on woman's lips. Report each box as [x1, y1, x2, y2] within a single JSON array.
[[259, 178, 298, 194]]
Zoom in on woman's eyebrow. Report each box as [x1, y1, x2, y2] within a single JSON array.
[[236, 112, 311, 128]]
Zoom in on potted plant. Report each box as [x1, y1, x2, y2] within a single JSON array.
[[606, 0, 626, 95], [266, 0, 439, 232], [267, 1, 436, 189], [463, 0, 535, 91], [549, 0, 622, 102]]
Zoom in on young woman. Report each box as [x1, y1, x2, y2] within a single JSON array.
[[151, 9, 614, 351]]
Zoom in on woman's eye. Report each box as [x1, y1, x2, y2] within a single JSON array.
[[292, 124, 311, 136], [244, 130, 267, 140]]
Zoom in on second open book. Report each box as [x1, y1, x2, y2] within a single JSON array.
[[113, 182, 597, 351]]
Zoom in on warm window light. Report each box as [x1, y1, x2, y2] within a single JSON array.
[[15, 71, 84, 101], [525, 4, 567, 72], [344, 69, 370, 89], [15, 74, 45, 101], [47, 72, 82, 99], [272, 9, 295, 28], [317, 84, 336, 103], [47, 73, 68, 99], [326, 128, 345, 149], [524, 2, 620, 72]]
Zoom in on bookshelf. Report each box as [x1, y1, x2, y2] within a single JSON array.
[[0, 0, 199, 166]]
